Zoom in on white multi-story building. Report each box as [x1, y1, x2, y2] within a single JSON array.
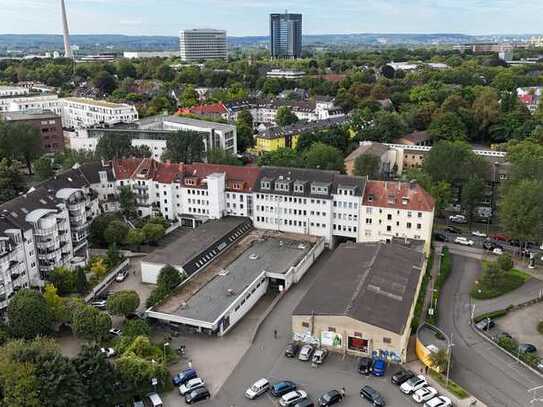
[[0, 94, 62, 114], [0, 86, 30, 97], [179, 29, 227, 62], [61, 97, 138, 129]]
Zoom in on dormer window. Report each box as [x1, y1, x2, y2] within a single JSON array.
[[387, 194, 395, 204], [261, 181, 271, 190], [402, 197, 409, 205], [311, 183, 329, 195], [185, 178, 196, 186], [294, 183, 304, 193], [368, 194, 374, 202], [275, 181, 290, 192], [232, 183, 242, 191]]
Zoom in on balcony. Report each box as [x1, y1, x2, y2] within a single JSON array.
[[67, 202, 84, 212], [133, 184, 148, 191], [34, 226, 58, 237]]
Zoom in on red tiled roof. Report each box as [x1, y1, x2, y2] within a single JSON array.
[[363, 180, 435, 212], [177, 103, 227, 115], [112, 159, 144, 180], [181, 163, 260, 193], [153, 161, 184, 184], [394, 130, 431, 145]]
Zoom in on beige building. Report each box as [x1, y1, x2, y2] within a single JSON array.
[[292, 241, 427, 363]]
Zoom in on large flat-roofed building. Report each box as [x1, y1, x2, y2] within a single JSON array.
[[147, 228, 324, 335], [0, 94, 62, 114], [140, 217, 252, 284], [292, 241, 427, 363], [270, 13, 303, 59], [0, 86, 30, 97], [179, 29, 227, 62], [2, 110, 65, 153], [61, 97, 138, 129]]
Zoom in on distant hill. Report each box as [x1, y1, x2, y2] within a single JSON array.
[[0, 33, 537, 54]]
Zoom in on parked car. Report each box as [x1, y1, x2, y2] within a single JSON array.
[[245, 378, 270, 399], [471, 230, 487, 238], [493, 247, 504, 255], [298, 344, 314, 361], [172, 368, 197, 386], [493, 331, 512, 342], [357, 357, 373, 375], [294, 400, 315, 407], [109, 328, 122, 337], [483, 240, 497, 250], [271, 381, 297, 397], [447, 225, 461, 234], [454, 236, 474, 246], [100, 347, 116, 358], [359, 385, 385, 407], [285, 342, 301, 358], [318, 390, 343, 406], [116, 269, 129, 282], [424, 396, 452, 407], [132, 396, 144, 407], [280, 390, 308, 407], [311, 349, 328, 365], [519, 343, 538, 354], [179, 377, 205, 396], [90, 299, 107, 309], [400, 375, 427, 394], [391, 368, 415, 385], [372, 359, 386, 377], [184, 387, 210, 404], [147, 393, 163, 407], [475, 318, 495, 331], [412, 386, 438, 403], [433, 233, 448, 242], [449, 214, 467, 224], [491, 233, 510, 242]]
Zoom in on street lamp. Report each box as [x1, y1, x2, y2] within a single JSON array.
[[163, 342, 170, 361], [445, 332, 455, 388]]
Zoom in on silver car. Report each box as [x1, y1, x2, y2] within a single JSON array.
[[298, 344, 314, 361]]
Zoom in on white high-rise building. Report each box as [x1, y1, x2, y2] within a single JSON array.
[[179, 29, 227, 62]]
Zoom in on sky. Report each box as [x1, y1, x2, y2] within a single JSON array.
[[2, 0, 543, 36]]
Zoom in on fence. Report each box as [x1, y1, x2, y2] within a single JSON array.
[[84, 258, 130, 302]]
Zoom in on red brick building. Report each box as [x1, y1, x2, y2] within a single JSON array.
[[2, 110, 64, 153]]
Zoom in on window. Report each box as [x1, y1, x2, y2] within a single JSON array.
[[327, 327, 336, 332], [302, 322, 310, 328], [383, 337, 392, 344], [407, 222, 412, 229], [417, 224, 422, 229], [387, 214, 392, 220], [261, 181, 271, 190]]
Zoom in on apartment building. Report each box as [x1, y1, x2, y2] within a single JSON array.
[[61, 97, 138, 129], [179, 29, 227, 62], [0, 94, 62, 114], [0, 86, 30, 97]]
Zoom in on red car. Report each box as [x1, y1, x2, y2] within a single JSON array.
[[491, 233, 510, 242]]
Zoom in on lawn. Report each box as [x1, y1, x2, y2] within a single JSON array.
[[471, 268, 530, 300]]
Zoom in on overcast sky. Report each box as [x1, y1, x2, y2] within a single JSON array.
[[2, 0, 543, 36]]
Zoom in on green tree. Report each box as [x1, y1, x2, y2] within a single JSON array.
[[428, 112, 467, 142], [236, 124, 254, 152], [2, 122, 43, 175], [126, 228, 145, 249], [142, 222, 165, 245], [8, 289, 51, 339], [497, 253, 514, 273], [256, 148, 300, 168], [73, 345, 121, 407], [33, 157, 54, 180], [90, 213, 119, 246], [358, 111, 407, 143], [472, 87, 501, 141], [43, 284, 69, 323], [104, 220, 129, 245], [461, 176, 485, 224], [107, 290, 140, 317], [0, 158, 26, 204], [428, 349, 449, 373], [236, 109, 254, 129], [72, 304, 112, 343], [96, 134, 132, 160], [276, 106, 299, 127], [116, 59, 137, 79], [48, 266, 75, 295], [119, 186, 137, 218], [157, 265, 184, 291], [93, 70, 117, 95], [181, 85, 199, 107], [156, 64, 175, 82], [207, 149, 242, 165], [122, 319, 151, 338], [162, 131, 205, 163], [74, 267, 88, 294], [1, 362, 40, 407], [430, 181, 453, 218], [302, 143, 345, 172], [353, 154, 380, 178]]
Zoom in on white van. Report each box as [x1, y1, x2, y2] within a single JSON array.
[[245, 378, 270, 399], [147, 393, 163, 407]]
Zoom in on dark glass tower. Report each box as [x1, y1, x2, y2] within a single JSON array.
[[270, 13, 302, 59]]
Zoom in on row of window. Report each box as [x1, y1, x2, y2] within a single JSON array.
[[333, 201, 359, 209], [233, 277, 267, 312], [366, 207, 424, 218], [300, 323, 393, 345], [333, 224, 357, 233], [333, 213, 358, 221]]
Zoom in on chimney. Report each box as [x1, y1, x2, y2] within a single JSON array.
[[60, 0, 74, 59]]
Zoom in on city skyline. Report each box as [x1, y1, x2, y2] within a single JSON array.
[[2, 0, 543, 37]]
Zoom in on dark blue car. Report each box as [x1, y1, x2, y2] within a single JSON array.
[[271, 380, 297, 397], [372, 359, 386, 377], [172, 367, 197, 386]]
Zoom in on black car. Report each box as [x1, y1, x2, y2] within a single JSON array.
[[185, 387, 210, 404], [318, 390, 343, 406], [271, 380, 297, 397], [447, 225, 461, 234], [285, 342, 301, 358], [475, 318, 495, 331], [360, 385, 385, 407], [434, 232, 448, 242], [391, 368, 415, 385], [519, 343, 537, 354], [357, 357, 373, 375], [483, 240, 497, 250]]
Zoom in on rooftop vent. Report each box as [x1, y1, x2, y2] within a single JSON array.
[[249, 253, 259, 260]]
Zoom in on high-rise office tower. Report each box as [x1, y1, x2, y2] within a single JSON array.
[[270, 13, 302, 59], [60, 0, 74, 59], [179, 29, 227, 62]]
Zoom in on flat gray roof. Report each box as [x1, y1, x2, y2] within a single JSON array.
[[142, 217, 248, 267], [294, 242, 425, 335], [138, 115, 235, 133], [172, 237, 313, 323]]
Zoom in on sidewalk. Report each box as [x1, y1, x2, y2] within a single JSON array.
[[405, 360, 487, 407], [422, 247, 442, 318]]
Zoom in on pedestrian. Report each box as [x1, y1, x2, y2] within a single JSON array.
[[341, 387, 345, 397], [188, 360, 192, 368], [273, 329, 278, 339], [424, 365, 429, 374]]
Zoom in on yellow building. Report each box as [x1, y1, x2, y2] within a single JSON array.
[[254, 132, 300, 154]]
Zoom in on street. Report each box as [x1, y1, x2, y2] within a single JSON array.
[[438, 253, 543, 407]]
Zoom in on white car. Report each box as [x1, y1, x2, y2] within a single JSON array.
[[412, 386, 438, 403], [298, 344, 314, 361], [493, 247, 504, 255], [449, 215, 467, 224], [400, 375, 427, 394], [115, 269, 129, 282], [471, 230, 487, 238], [245, 378, 270, 399], [454, 236, 474, 246], [179, 377, 205, 396], [90, 300, 107, 309], [109, 328, 122, 336], [100, 347, 116, 358], [279, 390, 308, 407], [424, 396, 452, 407]]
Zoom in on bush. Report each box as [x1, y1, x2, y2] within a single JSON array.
[[122, 319, 151, 338], [471, 267, 530, 299], [538, 321, 543, 335], [473, 309, 508, 323], [429, 370, 469, 399], [107, 291, 140, 317]]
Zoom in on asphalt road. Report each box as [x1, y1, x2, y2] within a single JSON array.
[[438, 253, 543, 407]]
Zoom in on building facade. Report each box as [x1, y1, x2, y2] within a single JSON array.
[[179, 29, 227, 62], [1, 110, 65, 153], [270, 13, 303, 58], [0, 86, 30, 97], [61, 97, 138, 129]]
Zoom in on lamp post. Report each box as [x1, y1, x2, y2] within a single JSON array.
[[163, 342, 170, 362], [445, 332, 455, 388]]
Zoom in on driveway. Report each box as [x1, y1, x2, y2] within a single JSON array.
[[438, 253, 543, 407]]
